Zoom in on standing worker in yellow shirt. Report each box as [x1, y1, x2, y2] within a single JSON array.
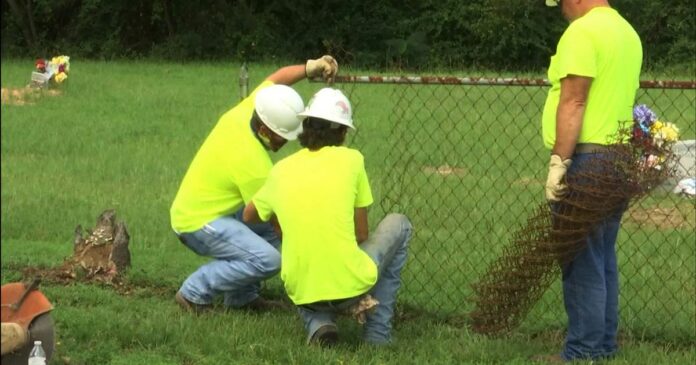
[[243, 88, 412, 346], [537, 0, 642, 362], [170, 56, 338, 313]]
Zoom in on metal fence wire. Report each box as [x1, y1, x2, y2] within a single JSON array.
[[328, 74, 695, 342]]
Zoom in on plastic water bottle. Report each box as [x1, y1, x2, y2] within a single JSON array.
[[28, 340, 46, 365], [239, 62, 249, 100]]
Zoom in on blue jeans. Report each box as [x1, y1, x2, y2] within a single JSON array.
[[556, 153, 627, 361], [297, 213, 413, 345], [176, 208, 281, 308]]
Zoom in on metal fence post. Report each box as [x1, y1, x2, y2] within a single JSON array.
[[239, 62, 249, 100]]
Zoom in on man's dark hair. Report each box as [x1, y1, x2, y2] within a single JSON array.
[[250, 111, 263, 130], [298, 117, 347, 150]]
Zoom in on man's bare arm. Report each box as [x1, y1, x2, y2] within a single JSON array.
[[265, 65, 307, 86], [553, 75, 593, 159], [354, 207, 369, 244], [242, 201, 264, 224]]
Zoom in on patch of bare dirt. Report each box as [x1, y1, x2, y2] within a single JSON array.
[[422, 164, 468, 177], [625, 205, 694, 230], [1, 87, 61, 106], [512, 177, 543, 186]]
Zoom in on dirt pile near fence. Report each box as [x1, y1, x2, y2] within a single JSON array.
[[626, 205, 694, 230], [422, 164, 468, 177]]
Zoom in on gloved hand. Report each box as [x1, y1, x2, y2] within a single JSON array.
[[545, 154, 573, 202], [346, 294, 379, 324], [305, 55, 338, 83]]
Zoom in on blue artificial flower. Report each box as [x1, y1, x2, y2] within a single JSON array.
[[633, 104, 657, 124], [633, 104, 658, 134]]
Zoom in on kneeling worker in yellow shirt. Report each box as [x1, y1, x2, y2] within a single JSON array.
[[243, 88, 413, 346]]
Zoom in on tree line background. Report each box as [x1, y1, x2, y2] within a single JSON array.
[[1, 0, 694, 71]]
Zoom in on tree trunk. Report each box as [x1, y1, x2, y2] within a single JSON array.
[[5, 0, 36, 50], [25, 0, 39, 50], [161, 0, 175, 37]]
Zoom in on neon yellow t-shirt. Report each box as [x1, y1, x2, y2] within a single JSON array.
[[252, 146, 376, 305], [542, 7, 642, 149], [170, 81, 275, 233]]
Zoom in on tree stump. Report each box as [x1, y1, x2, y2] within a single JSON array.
[[60, 209, 131, 283]]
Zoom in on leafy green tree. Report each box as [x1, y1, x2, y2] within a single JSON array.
[[1, 0, 692, 71]]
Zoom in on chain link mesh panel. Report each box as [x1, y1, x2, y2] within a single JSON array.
[[331, 74, 695, 342]]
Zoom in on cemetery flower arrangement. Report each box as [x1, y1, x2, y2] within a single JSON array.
[[35, 55, 70, 84], [630, 104, 680, 169]]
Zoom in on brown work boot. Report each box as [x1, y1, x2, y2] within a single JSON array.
[[1, 322, 28, 355], [308, 324, 339, 347], [175, 291, 212, 314]]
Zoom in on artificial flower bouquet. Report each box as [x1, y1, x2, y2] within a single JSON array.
[[630, 104, 680, 170], [31, 55, 70, 88]]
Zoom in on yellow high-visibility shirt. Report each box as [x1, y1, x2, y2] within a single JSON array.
[[170, 81, 274, 233], [542, 7, 642, 149], [253, 146, 376, 305]]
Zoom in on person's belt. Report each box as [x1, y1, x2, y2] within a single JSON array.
[[575, 143, 610, 154], [300, 297, 354, 311]]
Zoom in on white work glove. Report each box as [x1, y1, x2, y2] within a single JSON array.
[[305, 55, 338, 83], [545, 154, 573, 202]]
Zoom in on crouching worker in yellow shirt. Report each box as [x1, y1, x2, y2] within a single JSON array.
[[170, 56, 339, 313], [243, 88, 413, 346]]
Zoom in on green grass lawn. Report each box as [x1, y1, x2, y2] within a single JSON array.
[[2, 59, 694, 364]]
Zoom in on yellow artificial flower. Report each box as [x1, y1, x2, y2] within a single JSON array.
[[650, 120, 664, 133], [50, 56, 70, 71], [651, 121, 680, 148], [54, 72, 68, 83], [662, 123, 680, 142]]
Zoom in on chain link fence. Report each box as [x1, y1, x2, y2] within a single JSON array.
[[327, 74, 695, 342]]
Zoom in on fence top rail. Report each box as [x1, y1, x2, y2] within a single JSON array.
[[317, 75, 696, 89]]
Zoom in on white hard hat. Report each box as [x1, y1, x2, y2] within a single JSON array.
[[298, 88, 354, 129], [254, 85, 305, 140]]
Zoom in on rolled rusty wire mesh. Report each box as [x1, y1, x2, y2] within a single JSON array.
[[469, 136, 677, 335]]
